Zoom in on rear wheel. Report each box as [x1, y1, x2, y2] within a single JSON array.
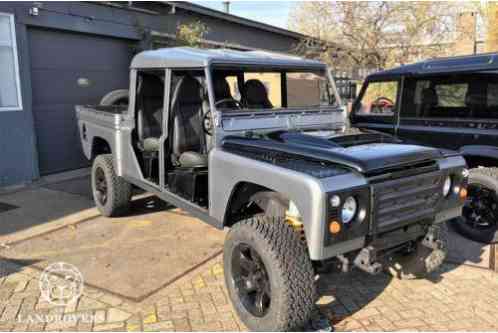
[[224, 216, 316, 331], [453, 167, 498, 244], [91, 154, 132, 217]]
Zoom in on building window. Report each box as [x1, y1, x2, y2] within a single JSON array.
[[0, 13, 22, 111]]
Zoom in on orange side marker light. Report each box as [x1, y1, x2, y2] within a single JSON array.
[[329, 220, 341, 234]]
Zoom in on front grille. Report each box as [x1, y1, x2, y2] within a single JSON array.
[[371, 171, 443, 233]]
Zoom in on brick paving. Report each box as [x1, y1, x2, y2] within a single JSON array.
[[0, 256, 497, 332]]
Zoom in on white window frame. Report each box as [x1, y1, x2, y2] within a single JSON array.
[[0, 12, 22, 112]]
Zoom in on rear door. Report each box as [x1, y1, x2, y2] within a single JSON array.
[[350, 79, 399, 136]]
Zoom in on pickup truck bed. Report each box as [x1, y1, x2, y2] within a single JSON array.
[[75, 105, 132, 161], [76, 105, 129, 129]]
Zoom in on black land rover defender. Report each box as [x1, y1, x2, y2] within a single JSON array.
[[351, 53, 498, 244]]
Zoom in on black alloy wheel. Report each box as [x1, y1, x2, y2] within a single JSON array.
[[231, 243, 271, 317], [452, 167, 498, 244], [463, 183, 498, 232]]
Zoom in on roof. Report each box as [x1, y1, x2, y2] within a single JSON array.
[[367, 53, 498, 80], [161, 2, 307, 41], [131, 47, 326, 69]]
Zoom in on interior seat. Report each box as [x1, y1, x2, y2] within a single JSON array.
[[465, 90, 486, 118], [242, 79, 273, 109], [171, 75, 208, 168], [213, 76, 238, 109], [137, 74, 164, 152], [420, 87, 438, 117]]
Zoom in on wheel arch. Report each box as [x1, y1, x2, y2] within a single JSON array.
[[91, 137, 112, 160], [223, 182, 292, 227], [460, 145, 498, 169]]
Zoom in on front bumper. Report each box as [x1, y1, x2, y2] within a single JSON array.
[[353, 224, 446, 275], [321, 223, 447, 276], [322, 204, 461, 260]]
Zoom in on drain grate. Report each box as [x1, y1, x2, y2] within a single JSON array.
[[0, 202, 19, 213]]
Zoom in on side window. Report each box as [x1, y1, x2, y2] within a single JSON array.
[[244, 72, 281, 108], [435, 84, 468, 107], [487, 83, 498, 107], [0, 13, 22, 111], [356, 81, 398, 115]]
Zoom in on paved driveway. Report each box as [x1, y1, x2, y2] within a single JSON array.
[[0, 176, 497, 331]]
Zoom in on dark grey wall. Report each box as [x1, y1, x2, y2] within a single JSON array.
[[0, 4, 38, 187], [0, 1, 301, 187]]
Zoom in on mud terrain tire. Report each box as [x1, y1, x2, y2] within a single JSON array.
[[223, 216, 316, 331], [91, 154, 132, 217]]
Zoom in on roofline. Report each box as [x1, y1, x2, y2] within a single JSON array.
[[209, 59, 326, 68], [366, 52, 498, 80], [130, 47, 327, 69], [161, 1, 307, 41], [426, 51, 498, 63]]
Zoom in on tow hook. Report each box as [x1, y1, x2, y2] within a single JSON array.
[[422, 226, 444, 251], [353, 246, 383, 275]]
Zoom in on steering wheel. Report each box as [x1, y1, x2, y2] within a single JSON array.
[[215, 98, 243, 110], [203, 111, 214, 136], [372, 97, 394, 108]]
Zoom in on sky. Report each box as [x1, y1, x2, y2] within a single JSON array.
[[192, 1, 298, 31]]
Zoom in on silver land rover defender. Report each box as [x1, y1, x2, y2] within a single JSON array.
[[76, 47, 467, 331]]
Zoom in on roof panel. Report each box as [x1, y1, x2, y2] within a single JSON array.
[[367, 52, 498, 79], [131, 47, 326, 68]]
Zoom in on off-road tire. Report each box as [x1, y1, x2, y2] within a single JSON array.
[[100, 89, 129, 106], [91, 154, 132, 217], [385, 227, 448, 280], [224, 216, 316, 331], [452, 167, 498, 244]]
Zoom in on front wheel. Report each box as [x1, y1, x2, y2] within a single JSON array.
[[452, 167, 498, 244], [91, 154, 132, 217], [224, 217, 316, 331]]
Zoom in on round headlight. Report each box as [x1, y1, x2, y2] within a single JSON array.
[[330, 195, 341, 207], [443, 176, 452, 197], [341, 196, 358, 224]]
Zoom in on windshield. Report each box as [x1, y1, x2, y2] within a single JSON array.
[[355, 80, 398, 116], [210, 67, 337, 112]]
